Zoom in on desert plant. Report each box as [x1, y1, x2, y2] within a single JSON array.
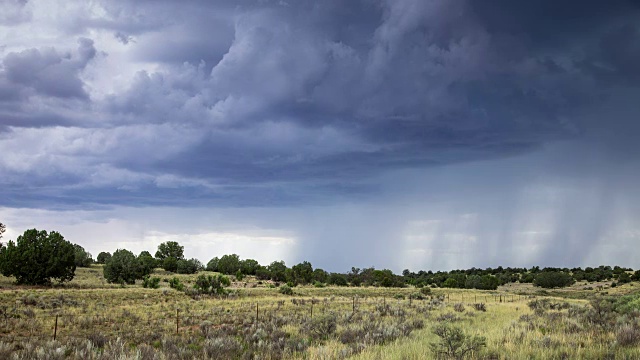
[[473, 303, 487, 312], [169, 277, 184, 291], [142, 276, 161, 289], [430, 323, 486, 359], [193, 274, 229, 295], [103, 249, 140, 284], [302, 314, 337, 341], [279, 284, 294, 295]]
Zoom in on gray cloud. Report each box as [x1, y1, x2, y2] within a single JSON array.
[[0, 0, 638, 272], [1, 38, 96, 101]]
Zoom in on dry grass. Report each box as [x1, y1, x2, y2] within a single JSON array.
[[1, 267, 639, 359]]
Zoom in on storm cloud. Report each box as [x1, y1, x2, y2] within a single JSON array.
[[1, 0, 639, 271]]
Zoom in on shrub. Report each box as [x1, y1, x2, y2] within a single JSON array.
[[453, 303, 465, 312], [96, 251, 111, 264], [302, 314, 337, 341], [616, 324, 640, 347], [169, 277, 184, 291], [103, 249, 139, 284], [430, 323, 486, 359], [279, 284, 294, 295], [142, 276, 161, 289], [420, 287, 432, 295], [193, 274, 230, 295], [473, 303, 487, 312], [162, 257, 178, 273], [0, 229, 76, 285], [177, 258, 201, 274], [533, 271, 575, 288], [74, 244, 93, 267]]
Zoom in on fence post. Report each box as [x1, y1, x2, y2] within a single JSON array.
[[176, 309, 179, 335], [310, 302, 313, 319], [53, 315, 58, 340], [352, 297, 356, 315], [256, 303, 259, 323]]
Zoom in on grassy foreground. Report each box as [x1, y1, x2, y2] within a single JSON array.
[[1, 266, 639, 359]]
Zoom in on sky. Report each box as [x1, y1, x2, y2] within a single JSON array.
[[1, 0, 639, 272]]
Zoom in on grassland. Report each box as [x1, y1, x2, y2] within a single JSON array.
[[1, 265, 639, 359]]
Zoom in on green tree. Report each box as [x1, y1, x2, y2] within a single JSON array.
[[96, 251, 111, 264], [103, 249, 140, 284], [217, 254, 241, 275], [206, 257, 219, 272], [74, 244, 93, 267], [155, 241, 184, 261], [241, 258, 260, 275], [0, 222, 5, 240], [137, 251, 157, 278], [0, 229, 76, 285], [268, 260, 288, 282], [194, 274, 230, 295], [291, 261, 314, 285], [327, 272, 348, 286], [533, 271, 575, 288], [177, 258, 202, 274], [312, 268, 328, 283], [162, 256, 178, 273]]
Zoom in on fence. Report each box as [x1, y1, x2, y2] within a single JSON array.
[[0, 293, 533, 342]]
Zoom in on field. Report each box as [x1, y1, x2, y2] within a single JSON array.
[[1, 266, 639, 359]]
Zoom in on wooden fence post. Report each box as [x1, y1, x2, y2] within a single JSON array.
[[53, 315, 58, 340], [176, 309, 179, 335]]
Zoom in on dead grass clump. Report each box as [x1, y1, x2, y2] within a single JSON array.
[[616, 324, 640, 347]]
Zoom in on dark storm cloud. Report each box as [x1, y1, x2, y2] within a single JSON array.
[[1, 0, 639, 207]]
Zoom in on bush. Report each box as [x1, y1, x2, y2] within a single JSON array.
[[162, 257, 179, 273], [142, 276, 161, 289], [193, 274, 230, 295], [0, 229, 76, 285], [169, 277, 184, 291], [302, 314, 337, 341], [420, 287, 432, 295], [617, 324, 640, 347], [533, 271, 575, 288], [74, 244, 93, 267], [96, 251, 111, 264], [473, 303, 487, 312], [176, 258, 201, 274], [279, 284, 294, 295], [103, 249, 140, 284], [430, 323, 486, 359]]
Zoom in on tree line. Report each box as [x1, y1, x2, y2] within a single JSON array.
[[1, 225, 639, 289]]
